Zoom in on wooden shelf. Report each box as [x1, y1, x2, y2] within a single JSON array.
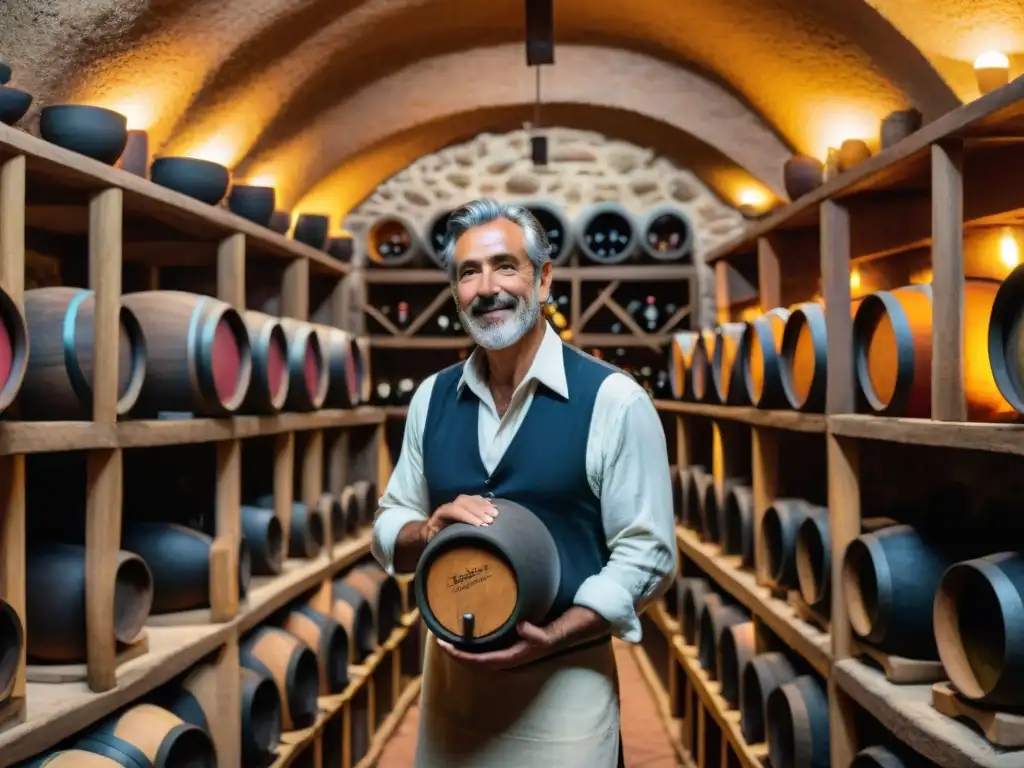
[[654, 400, 828, 433], [369, 336, 472, 350], [0, 408, 384, 455], [828, 414, 1024, 457], [832, 660, 1024, 768], [706, 76, 1024, 265], [676, 527, 832, 677], [0, 533, 373, 765], [671, 636, 768, 768], [0, 124, 346, 276]]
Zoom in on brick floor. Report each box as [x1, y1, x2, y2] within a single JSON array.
[[378, 640, 681, 767]]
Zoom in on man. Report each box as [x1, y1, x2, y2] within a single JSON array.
[[371, 198, 677, 767]]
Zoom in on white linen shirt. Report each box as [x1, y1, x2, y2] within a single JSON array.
[[371, 322, 678, 643]]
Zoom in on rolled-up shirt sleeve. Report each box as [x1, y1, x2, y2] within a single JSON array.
[[573, 379, 678, 643], [371, 375, 437, 574]]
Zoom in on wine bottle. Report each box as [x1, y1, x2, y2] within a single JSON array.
[[395, 301, 411, 331], [638, 296, 661, 333], [435, 313, 453, 336], [395, 378, 416, 405], [374, 380, 393, 405]]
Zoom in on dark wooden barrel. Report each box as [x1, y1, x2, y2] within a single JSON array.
[[424, 209, 454, 268], [76, 703, 215, 767], [240, 310, 289, 413], [21, 287, 144, 419], [339, 486, 361, 537], [679, 578, 720, 646], [740, 652, 796, 744], [795, 505, 831, 613], [681, 465, 709, 531], [350, 480, 377, 527], [0, 597, 23, 699], [414, 498, 560, 652], [241, 627, 320, 731], [639, 205, 694, 263], [121, 522, 251, 614], [690, 331, 714, 403], [982, 270, 1024, 420], [0, 281, 28, 416], [121, 290, 252, 416], [318, 492, 345, 546], [934, 551, 1024, 707], [313, 324, 363, 408], [241, 505, 285, 576], [762, 498, 813, 590], [524, 201, 573, 266], [280, 604, 349, 694], [722, 484, 754, 567], [718, 621, 755, 709], [347, 563, 404, 644], [25, 542, 152, 662], [287, 502, 325, 559], [712, 322, 748, 405], [766, 675, 830, 768], [701, 477, 723, 543], [842, 524, 951, 659], [780, 302, 827, 412], [853, 285, 932, 417], [328, 582, 375, 662], [669, 331, 699, 400], [367, 214, 423, 268], [240, 667, 283, 767], [698, 602, 748, 680], [278, 318, 329, 412], [293, 214, 329, 250], [575, 202, 639, 265], [742, 307, 790, 408]]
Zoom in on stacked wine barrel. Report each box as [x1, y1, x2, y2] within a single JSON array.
[[671, 574, 831, 767], [365, 202, 696, 270], [674, 467, 757, 572], [10, 288, 368, 421]]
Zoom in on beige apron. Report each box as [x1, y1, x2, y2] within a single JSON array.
[[413, 633, 621, 767]]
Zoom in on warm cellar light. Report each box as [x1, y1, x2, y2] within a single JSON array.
[[999, 230, 1021, 270], [850, 269, 862, 291], [974, 52, 1011, 95]]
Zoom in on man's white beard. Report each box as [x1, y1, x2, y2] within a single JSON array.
[[458, 289, 541, 350]]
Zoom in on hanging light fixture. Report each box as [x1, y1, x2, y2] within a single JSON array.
[[525, 0, 553, 167]]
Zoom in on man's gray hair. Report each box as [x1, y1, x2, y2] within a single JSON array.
[[440, 198, 553, 279]]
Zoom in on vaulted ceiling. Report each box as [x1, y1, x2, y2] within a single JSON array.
[[1, 0, 1020, 228]]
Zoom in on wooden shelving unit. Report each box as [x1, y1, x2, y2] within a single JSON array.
[[0, 119, 421, 767], [646, 77, 1024, 768]]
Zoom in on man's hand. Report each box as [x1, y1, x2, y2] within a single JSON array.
[[422, 495, 497, 543], [392, 495, 496, 572], [436, 606, 611, 671]]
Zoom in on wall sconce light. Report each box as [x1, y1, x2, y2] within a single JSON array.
[[737, 187, 770, 217], [999, 228, 1021, 270], [974, 52, 1010, 95], [116, 129, 149, 177], [850, 268, 862, 291]]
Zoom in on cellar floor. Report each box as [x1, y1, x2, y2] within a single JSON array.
[[378, 639, 681, 767]]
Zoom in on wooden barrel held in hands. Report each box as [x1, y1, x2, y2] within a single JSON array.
[[312, 323, 364, 408], [75, 703, 215, 767], [239, 310, 289, 413], [415, 498, 561, 652], [21, 287, 145, 419], [240, 627, 320, 731], [25, 542, 152, 663], [121, 290, 251, 416], [277, 318, 329, 411], [743, 307, 790, 408]]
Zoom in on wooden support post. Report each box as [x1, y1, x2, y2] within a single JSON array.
[[931, 140, 967, 422], [212, 440, 241, 622], [85, 188, 124, 692], [820, 201, 854, 415], [751, 427, 778, 588], [282, 257, 310, 321], [302, 430, 325, 547], [274, 432, 295, 548], [0, 155, 26, 721], [217, 233, 246, 310], [756, 236, 781, 311], [714, 260, 730, 324]]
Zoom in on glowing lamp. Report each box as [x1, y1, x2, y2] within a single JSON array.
[[999, 229, 1021, 270], [974, 52, 1010, 95], [850, 269, 862, 291]]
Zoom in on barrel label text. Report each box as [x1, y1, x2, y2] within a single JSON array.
[[448, 564, 491, 593]]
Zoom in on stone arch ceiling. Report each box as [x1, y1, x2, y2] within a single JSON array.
[[2, 0, 1019, 210]]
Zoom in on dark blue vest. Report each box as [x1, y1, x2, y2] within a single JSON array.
[[422, 343, 618, 622]]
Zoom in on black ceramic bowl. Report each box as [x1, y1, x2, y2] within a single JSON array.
[[39, 105, 128, 165], [327, 236, 353, 263], [0, 87, 32, 126], [228, 185, 276, 226], [150, 156, 230, 205], [0, 63, 11, 85], [292, 214, 329, 249], [269, 210, 291, 234]]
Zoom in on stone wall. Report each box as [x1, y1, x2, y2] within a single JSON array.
[[343, 127, 748, 326]]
